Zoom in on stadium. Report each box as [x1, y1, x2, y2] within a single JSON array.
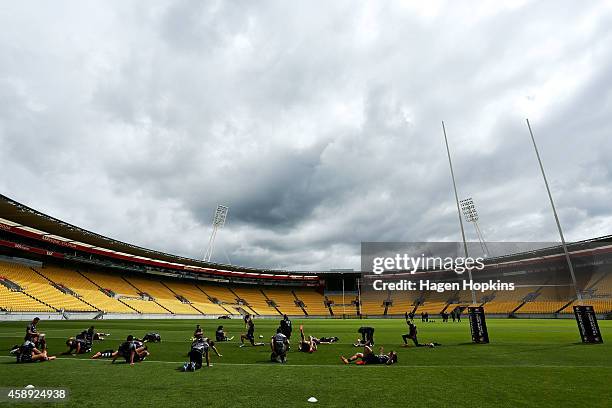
[[2, 2, 612, 407], [0, 193, 610, 406], [1, 193, 611, 319]]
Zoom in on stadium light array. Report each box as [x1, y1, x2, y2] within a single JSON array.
[[460, 197, 489, 257], [203, 205, 229, 262]]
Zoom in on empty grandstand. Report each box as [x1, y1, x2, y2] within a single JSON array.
[[0, 194, 611, 319]]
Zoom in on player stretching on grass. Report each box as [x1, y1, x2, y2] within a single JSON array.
[[15, 334, 56, 363], [270, 328, 289, 363], [297, 325, 317, 353], [215, 325, 234, 342], [63, 337, 91, 355], [113, 335, 149, 365], [401, 321, 441, 348], [239, 316, 265, 347], [341, 344, 397, 365], [185, 332, 222, 370]]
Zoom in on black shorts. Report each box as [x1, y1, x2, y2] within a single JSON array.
[[363, 354, 378, 364], [299, 342, 311, 352], [17, 354, 33, 363], [273, 343, 287, 355], [189, 350, 203, 368]]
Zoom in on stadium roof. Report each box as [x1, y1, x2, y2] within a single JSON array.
[[0, 194, 307, 277]]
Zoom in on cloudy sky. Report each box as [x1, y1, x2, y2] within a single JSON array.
[[1, 1, 612, 270]]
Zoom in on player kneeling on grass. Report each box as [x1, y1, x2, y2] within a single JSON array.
[[183, 333, 221, 371], [341, 345, 397, 366], [63, 337, 92, 355], [15, 334, 56, 363], [270, 328, 289, 363], [240, 316, 265, 347], [401, 321, 441, 348]]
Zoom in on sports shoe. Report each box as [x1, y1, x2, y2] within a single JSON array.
[[228, 336, 235, 341], [239, 344, 245, 348]]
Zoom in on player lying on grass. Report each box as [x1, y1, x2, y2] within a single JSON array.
[[341, 345, 397, 365], [313, 336, 340, 345], [270, 328, 289, 363], [401, 321, 441, 348], [183, 332, 221, 370], [112, 335, 149, 365], [216, 325, 234, 342], [240, 316, 265, 347], [63, 337, 92, 355], [14, 334, 56, 363], [142, 332, 162, 342], [297, 325, 317, 353]]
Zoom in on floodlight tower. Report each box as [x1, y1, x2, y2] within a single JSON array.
[[460, 197, 490, 257], [203, 205, 229, 262]]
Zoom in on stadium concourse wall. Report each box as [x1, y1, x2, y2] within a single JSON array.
[[0, 312, 333, 321]]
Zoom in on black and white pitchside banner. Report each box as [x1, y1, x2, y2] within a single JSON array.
[[468, 307, 489, 344], [574, 305, 603, 344]]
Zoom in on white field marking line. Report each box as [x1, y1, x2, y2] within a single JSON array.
[[0, 356, 608, 369]]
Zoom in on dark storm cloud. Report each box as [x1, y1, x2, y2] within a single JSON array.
[[1, 1, 612, 270]]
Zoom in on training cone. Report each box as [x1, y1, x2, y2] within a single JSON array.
[[307, 397, 318, 403]]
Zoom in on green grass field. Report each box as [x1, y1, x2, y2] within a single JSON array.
[[0, 318, 610, 407]]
